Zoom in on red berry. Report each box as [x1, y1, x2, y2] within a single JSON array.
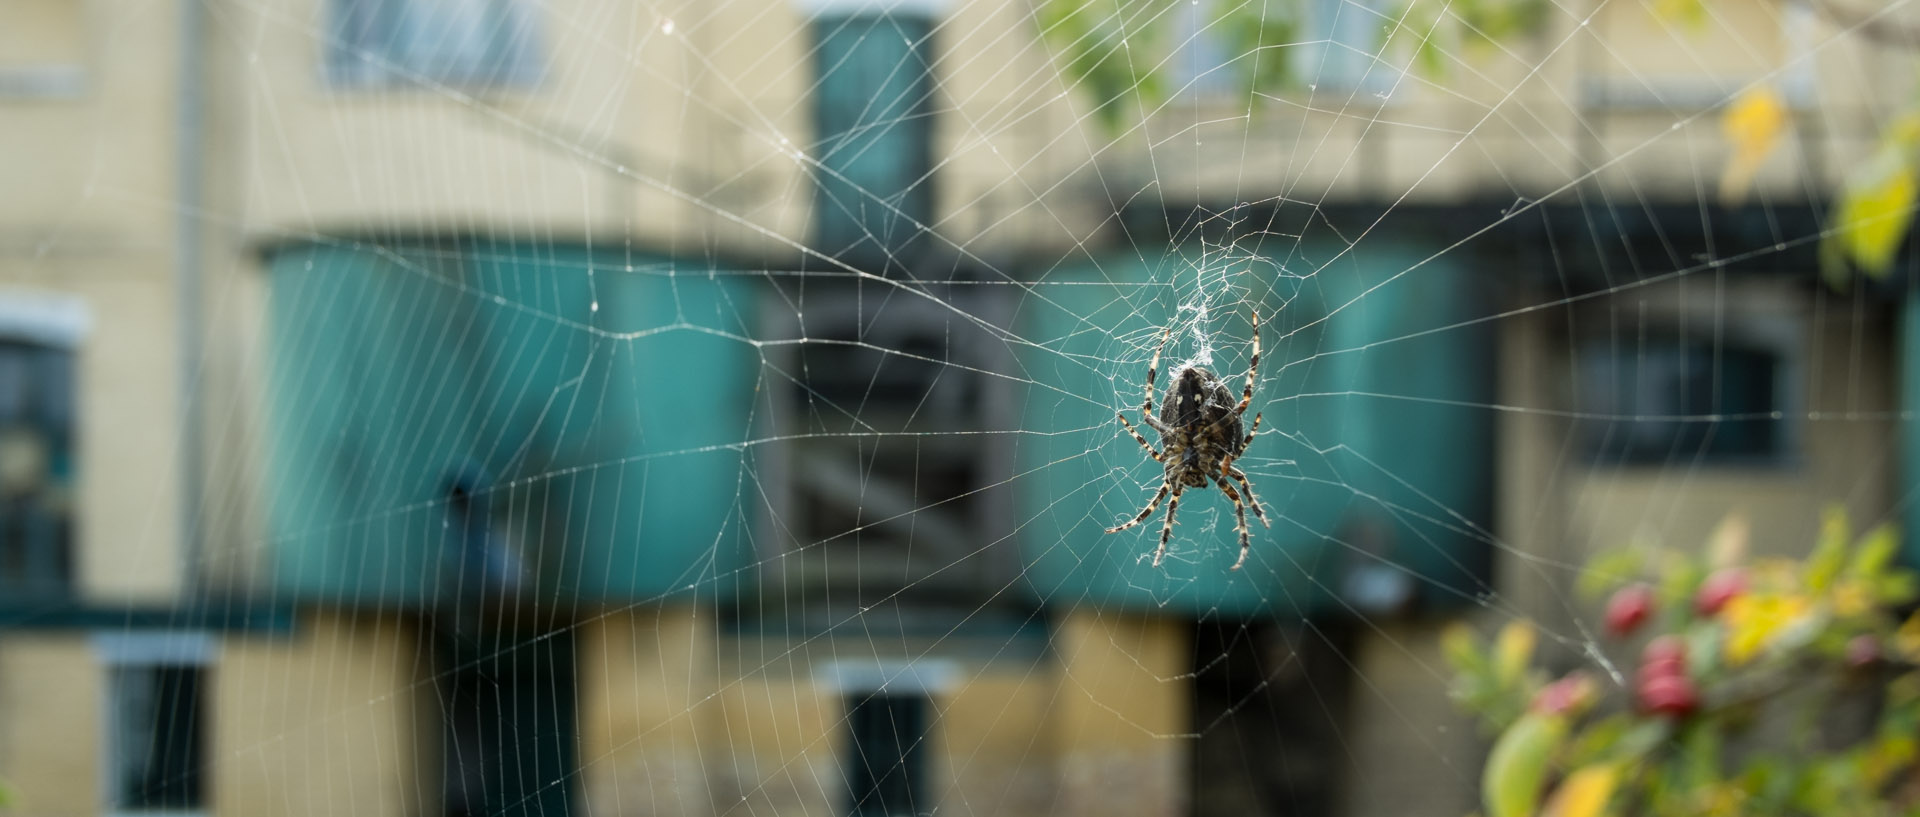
[[1640, 635, 1689, 672], [1695, 568, 1748, 617], [1604, 584, 1657, 636], [1530, 672, 1598, 716], [1638, 673, 1700, 717], [1847, 635, 1882, 669]]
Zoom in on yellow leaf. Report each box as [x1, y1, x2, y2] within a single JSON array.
[[1653, 0, 1707, 28], [1830, 580, 1871, 618], [1719, 87, 1789, 203], [1722, 592, 1813, 665], [1831, 146, 1917, 280], [1896, 612, 1920, 661], [1543, 764, 1622, 817], [1495, 620, 1537, 685]]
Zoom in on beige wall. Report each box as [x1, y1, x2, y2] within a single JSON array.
[[1341, 620, 1483, 817], [578, 605, 721, 817], [1, 0, 185, 603], [0, 635, 102, 817], [217, 611, 431, 817], [1051, 610, 1188, 817], [1496, 276, 1897, 631], [221, 0, 1102, 260]]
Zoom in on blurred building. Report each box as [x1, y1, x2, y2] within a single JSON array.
[[0, 0, 1911, 816]]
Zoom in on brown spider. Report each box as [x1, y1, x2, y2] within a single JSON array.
[[1107, 310, 1270, 570]]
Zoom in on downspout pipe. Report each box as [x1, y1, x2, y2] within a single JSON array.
[[175, 0, 205, 597]]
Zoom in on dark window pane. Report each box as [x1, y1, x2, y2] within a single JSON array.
[[844, 693, 928, 817], [439, 630, 577, 817], [1580, 337, 1785, 465], [115, 665, 206, 810], [0, 339, 73, 596]]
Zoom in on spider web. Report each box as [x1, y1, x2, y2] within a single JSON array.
[[7, 0, 1916, 815]]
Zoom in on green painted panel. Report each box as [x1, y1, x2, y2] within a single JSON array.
[[265, 241, 758, 605], [1016, 242, 1493, 618]]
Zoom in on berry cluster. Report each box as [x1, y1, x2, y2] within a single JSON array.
[[1601, 568, 1750, 718]]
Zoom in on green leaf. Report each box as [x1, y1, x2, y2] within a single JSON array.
[[1849, 523, 1900, 581], [1829, 145, 1917, 282], [1565, 714, 1631, 767], [1578, 549, 1646, 600], [1678, 722, 1723, 791], [1215, 0, 1302, 103], [1484, 712, 1569, 817], [1036, 0, 1180, 135], [1807, 507, 1851, 593], [1614, 718, 1674, 760], [1442, 621, 1488, 676]]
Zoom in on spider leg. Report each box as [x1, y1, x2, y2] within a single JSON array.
[[1116, 415, 1163, 459], [1224, 464, 1270, 529], [1142, 323, 1172, 421], [1151, 485, 1186, 567], [1114, 412, 1164, 461], [1227, 309, 1260, 421], [1105, 483, 1170, 534], [1217, 411, 1268, 529], [1214, 475, 1253, 571]]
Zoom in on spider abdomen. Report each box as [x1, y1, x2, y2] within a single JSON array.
[[1155, 366, 1246, 468]]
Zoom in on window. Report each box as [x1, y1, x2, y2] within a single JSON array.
[[1578, 335, 1791, 466], [1165, 0, 1392, 102], [809, 12, 936, 269], [0, 293, 83, 598], [0, 0, 88, 99], [1297, 0, 1391, 95], [98, 634, 212, 816], [1168, 1, 1237, 99], [437, 629, 577, 817], [820, 661, 949, 817], [844, 692, 930, 817], [327, 0, 541, 89]]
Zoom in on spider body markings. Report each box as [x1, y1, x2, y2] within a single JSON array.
[[1107, 311, 1270, 571]]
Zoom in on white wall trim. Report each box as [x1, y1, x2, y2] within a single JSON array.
[[0, 289, 92, 348], [791, 0, 948, 18], [92, 632, 216, 666], [816, 659, 958, 694]]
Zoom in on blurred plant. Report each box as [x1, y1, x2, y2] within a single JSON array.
[[1444, 509, 1920, 817], [1033, 0, 1920, 286], [1032, 0, 1550, 134]]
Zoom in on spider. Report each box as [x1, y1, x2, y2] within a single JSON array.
[[1106, 310, 1270, 571]]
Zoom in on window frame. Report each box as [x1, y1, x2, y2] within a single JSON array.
[[94, 632, 215, 817], [323, 0, 544, 91], [0, 290, 86, 599], [1572, 298, 1805, 471], [817, 660, 952, 817]]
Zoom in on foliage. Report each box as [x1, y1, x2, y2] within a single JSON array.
[[1031, 0, 1552, 134], [1032, 0, 1920, 285], [1444, 510, 1920, 817]]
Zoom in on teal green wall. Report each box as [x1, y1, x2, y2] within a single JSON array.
[[265, 241, 758, 605], [1016, 241, 1494, 618]]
